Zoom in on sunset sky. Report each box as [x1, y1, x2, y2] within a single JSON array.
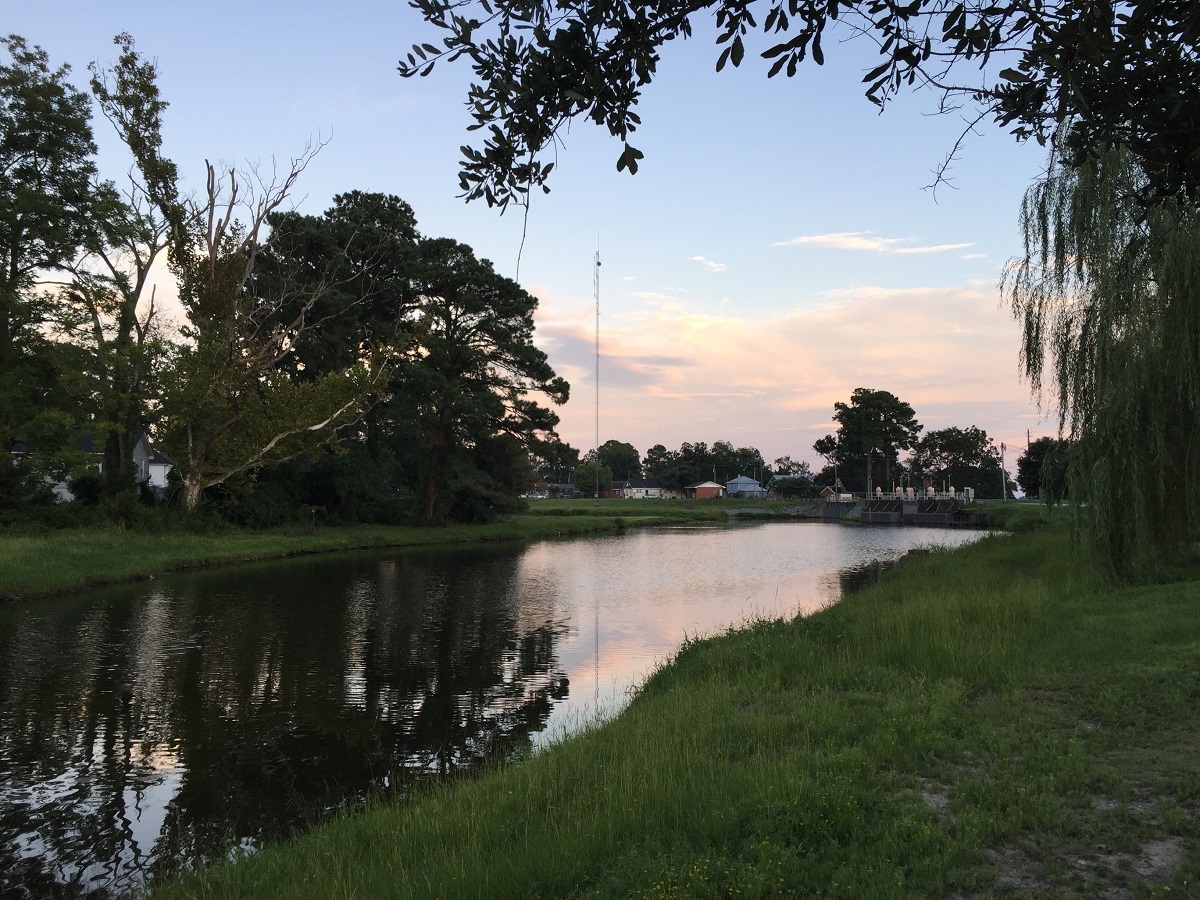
[[9, 1, 1061, 476]]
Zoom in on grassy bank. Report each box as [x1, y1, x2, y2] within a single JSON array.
[[0, 511, 718, 601], [153, 526, 1199, 898], [0, 497, 826, 601]]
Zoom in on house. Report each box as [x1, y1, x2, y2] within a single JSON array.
[[683, 480, 725, 500], [621, 477, 672, 499], [10, 429, 173, 499], [815, 475, 865, 499], [724, 474, 767, 499], [600, 480, 625, 499], [131, 430, 174, 491]]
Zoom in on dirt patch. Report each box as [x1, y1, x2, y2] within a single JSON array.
[[1133, 837, 1185, 882], [988, 846, 1048, 895], [919, 778, 951, 814]]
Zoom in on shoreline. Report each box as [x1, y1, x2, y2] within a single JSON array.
[[0, 499, 1036, 604], [146, 523, 1198, 898], [0, 513, 696, 603]]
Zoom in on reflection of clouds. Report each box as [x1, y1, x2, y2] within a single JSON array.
[[530, 524, 988, 746], [534, 280, 1038, 462]]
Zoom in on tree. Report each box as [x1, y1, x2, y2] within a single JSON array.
[[1016, 436, 1070, 503], [642, 443, 675, 478], [1005, 136, 1200, 571], [260, 191, 422, 382], [0, 36, 99, 501], [909, 426, 1006, 498], [771, 455, 812, 478], [47, 35, 174, 497], [814, 388, 920, 495], [399, 0, 1200, 209], [158, 154, 380, 515], [710, 440, 767, 483], [596, 439, 641, 480], [80, 36, 384, 517], [400, 237, 569, 522], [573, 457, 612, 498], [533, 438, 580, 487]]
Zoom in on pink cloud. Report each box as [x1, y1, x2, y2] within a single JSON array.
[[533, 282, 1053, 466]]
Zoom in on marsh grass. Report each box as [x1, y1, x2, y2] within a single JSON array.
[[150, 527, 1200, 898]]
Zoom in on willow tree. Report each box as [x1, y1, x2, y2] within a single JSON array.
[[1005, 140, 1200, 574]]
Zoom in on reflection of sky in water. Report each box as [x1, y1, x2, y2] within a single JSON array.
[[516, 523, 986, 742], [0, 521, 986, 897]]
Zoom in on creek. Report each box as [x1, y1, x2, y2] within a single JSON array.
[[0, 521, 987, 897]]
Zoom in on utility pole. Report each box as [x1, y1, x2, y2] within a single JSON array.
[[1000, 442, 1008, 501]]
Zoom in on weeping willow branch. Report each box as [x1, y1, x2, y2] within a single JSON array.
[[1004, 132, 1200, 575]]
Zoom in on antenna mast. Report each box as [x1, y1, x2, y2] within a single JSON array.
[[594, 249, 601, 505]]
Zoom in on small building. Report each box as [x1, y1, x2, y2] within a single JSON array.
[[683, 480, 725, 500], [724, 474, 766, 499], [600, 480, 625, 499], [621, 477, 670, 499], [815, 475, 865, 500]]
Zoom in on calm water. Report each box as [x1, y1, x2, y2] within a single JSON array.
[[0, 521, 987, 898]]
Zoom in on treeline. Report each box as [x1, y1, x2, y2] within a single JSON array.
[[1, 35, 567, 528], [561, 389, 1050, 501], [550, 439, 794, 495]]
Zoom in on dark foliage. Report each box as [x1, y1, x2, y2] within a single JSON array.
[[398, 0, 1200, 209]]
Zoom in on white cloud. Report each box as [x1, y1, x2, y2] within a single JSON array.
[[960, 252, 989, 260], [892, 242, 976, 255], [690, 255, 728, 273], [773, 232, 904, 252], [773, 231, 975, 256]]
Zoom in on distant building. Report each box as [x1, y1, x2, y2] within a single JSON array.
[[724, 475, 766, 499], [683, 480, 725, 500], [621, 477, 671, 499], [10, 430, 173, 500]]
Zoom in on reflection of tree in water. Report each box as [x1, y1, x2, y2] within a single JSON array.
[[0, 546, 569, 898], [836, 557, 903, 597]]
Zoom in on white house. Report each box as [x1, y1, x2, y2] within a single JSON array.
[[621, 477, 673, 499], [131, 431, 174, 490], [10, 430, 173, 499]]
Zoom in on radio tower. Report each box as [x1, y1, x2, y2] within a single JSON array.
[[594, 248, 601, 505]]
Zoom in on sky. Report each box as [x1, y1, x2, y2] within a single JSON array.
[[6, 1, 1062, 479]]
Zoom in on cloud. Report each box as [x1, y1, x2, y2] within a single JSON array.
[[892, 242, 976, 255], [773, 232, 975, 256], [534, 280, 1037, 467], [773, 232, 904, 252], [690, 255, 728, 273], [960, 252, 989, 260]]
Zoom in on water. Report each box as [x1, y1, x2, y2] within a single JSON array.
[[0, 521, 986, 897]]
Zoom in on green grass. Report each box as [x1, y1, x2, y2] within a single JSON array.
[[0, 512, 718, 600], [151, 527, 1200, 899]]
